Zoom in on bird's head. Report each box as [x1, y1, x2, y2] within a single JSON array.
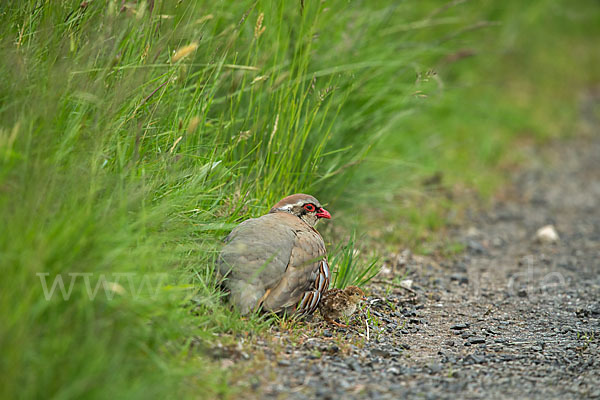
[[344, 285, 366, 304], [269, 193, 331, 227]]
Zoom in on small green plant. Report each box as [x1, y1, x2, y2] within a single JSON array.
[[577, 330, 596, 349], [385, 299, 397, 312], [329, 231, 380, 289]]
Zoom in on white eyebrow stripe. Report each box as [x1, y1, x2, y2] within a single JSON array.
[[276, 202, 305, 211]]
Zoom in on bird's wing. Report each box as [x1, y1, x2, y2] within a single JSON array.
[[218, 213, 297, 314], [262, 222, 327, 314]]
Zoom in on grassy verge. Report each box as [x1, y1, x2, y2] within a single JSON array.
[[0, 0, 598, 398]]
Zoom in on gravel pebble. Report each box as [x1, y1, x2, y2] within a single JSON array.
[[468, 337, 486, 344]]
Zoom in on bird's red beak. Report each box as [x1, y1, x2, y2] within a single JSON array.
[[316, 207, 331, 219]]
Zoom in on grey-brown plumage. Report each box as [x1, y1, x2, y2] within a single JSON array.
[[319, 286, 365, 327], [218, 194, 332, 316]]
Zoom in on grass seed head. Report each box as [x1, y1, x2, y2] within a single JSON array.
[[172, 42, 199, 63], [254, 13, 266, 39]]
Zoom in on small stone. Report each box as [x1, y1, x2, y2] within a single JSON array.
[[468, 337, 486, 344], [396, 249, 411, 266], [338, 380, 351, 389], [535, 225, 559, 243], [517, 289, 528, 298], [379, 265, 393, 276], [277, 359, 291, 366], [463, 354, 486, 364], [349, 361, 362, 372], [371, 348, 392, 358], [450, 323, 470, 330], [450, 273, 469, 284], [402, 309, 417, 317], [455, 261, 468, 272], [466, 226, 481, 238], [399, 279, 413, 290], [445, 340, 455, 347], [429, 363, 443, 373], [387, 367, 401, 375], [467, 239, 487, 254]]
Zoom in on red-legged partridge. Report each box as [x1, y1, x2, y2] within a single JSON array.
[[218, 194, 332, 316], [319, 286, 366, 327]]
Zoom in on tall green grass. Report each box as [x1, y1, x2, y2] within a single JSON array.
[[330, 232, 380, 289], [1, 0, 598, 398]]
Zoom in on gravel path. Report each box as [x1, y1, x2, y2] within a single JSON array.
[[233, 132, 600, 399]]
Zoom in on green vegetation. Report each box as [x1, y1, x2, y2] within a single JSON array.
[[0, 0, 598, 398], [330, 231, 380, 289]]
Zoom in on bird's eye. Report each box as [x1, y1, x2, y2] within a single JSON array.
[[303, 204, 316, 212]]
